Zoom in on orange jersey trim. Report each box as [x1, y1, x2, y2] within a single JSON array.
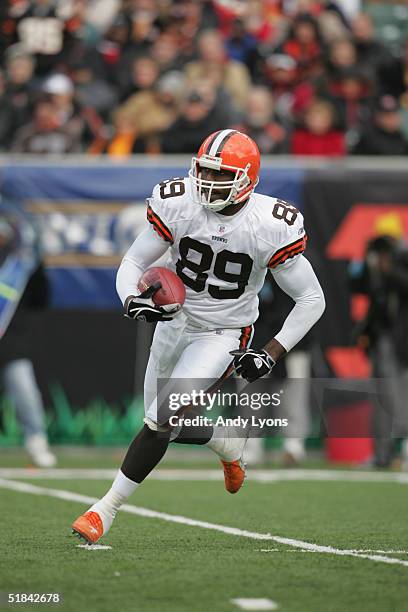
[[147, 205, 174, 243], [218, 325, 254, 381], [239, 325, 252, 350], [268, 234, 307, 268]]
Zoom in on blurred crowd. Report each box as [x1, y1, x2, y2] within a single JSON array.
[[1, 0, 408, 156]]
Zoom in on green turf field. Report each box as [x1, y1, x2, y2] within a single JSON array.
[[1, 452, 408, 612]]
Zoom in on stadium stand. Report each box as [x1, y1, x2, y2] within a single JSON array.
[[1, 0, 408, 156]]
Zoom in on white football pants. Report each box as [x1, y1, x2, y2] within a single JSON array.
[[144, 314, 253, 429]]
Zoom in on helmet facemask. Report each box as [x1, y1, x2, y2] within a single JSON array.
[[189, 154, 253, 212]]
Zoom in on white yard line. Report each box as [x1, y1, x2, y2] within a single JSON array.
[[1, 467, 408, 484], [1, 477, 408, 569], [231, 598, 278, 610], [259, 548, 408, 555], [77, 544, 112, 550], [339, 550, 408, 554]]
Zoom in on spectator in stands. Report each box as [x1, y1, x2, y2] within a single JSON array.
[[11, 98, 82, 154], [97, 12, 132, 84], [53, 0, 101, 49], [327, 39, 359, 79], [162, 0, 210, 57], [1, 46, 36, 149], [259, 52, 315, 121], [353, 95, 408, 155], [4, 45, 37, 109], [125, 0, 158, 51], [214, 0, 278, 44], [225, 18, 259, 73], [1, 0, 408, 158], [184, 29, 251, 112], [282, 0, 324, 19], [211, 0, 247, 37], [377, 39, 408, 101], [103, 70, 186, 156], [171, 0, 206, 29], [161, 84, 227, 153], [2, 0, 87, 75], [0, 69, 15, 151], [325, 67, 373, 136], [118, 55, 160, 102], [291, 99, 346, 156], [352, 12, 393, 71], [151, 32, 187, 73], [12, 73, 103, 154], [242, 0, 281, 44], [316, 4, 350, 44], [98, 112, 136, 157], [280, 14, 324, 78], [70, 61, 118, 118], [234, 86, 289, 154], [85, 0, 122, 37], [43, 73, 103, 150]]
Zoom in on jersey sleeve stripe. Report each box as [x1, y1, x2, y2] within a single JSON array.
[[268, 241, 306, 268], [271, 241, 306, 266], [147, 212, 173, 243], [269, 236, 306, 263], [146, 205, 174, 243], [267, 235, 307, 268], [239, 325, 253, 349], [269, 243, 305, 268], [148, 217, 173, 243]]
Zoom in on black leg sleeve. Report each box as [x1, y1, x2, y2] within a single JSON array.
[[121, 424, 171, 483], [171, 409, 213, 446]]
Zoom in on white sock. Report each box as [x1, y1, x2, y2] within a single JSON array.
[[205, 426, 242, 462], [89, 470, 139, 531]]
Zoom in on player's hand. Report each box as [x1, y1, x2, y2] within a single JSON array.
[[125, 282, 180, 323], [229, 348, 276, 383]]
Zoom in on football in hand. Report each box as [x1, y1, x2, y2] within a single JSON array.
[[137, 267, 186, 308]]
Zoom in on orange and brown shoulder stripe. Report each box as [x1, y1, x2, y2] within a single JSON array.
[[146, 204, 174, 243], [268, 234, 307, 269]]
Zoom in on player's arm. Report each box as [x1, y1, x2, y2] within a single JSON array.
[[265, 254, 325, 357], [116, 225, 168, 305], [116, 225, 175, 322], [117, 182, 180, 322], [231, 255, 325, 383]]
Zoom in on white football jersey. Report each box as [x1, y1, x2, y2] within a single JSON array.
[[146, 177, 307, 329]]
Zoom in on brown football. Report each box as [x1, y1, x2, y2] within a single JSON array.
[[137, 267, 186, 307]]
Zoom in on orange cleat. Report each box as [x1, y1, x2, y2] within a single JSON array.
[[71, 511, 104, 544], [221, 458, 246, 494]]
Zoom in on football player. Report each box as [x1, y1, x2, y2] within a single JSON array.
[[72, 129, 325, 544]]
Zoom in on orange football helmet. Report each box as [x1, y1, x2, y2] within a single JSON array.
[[189, 129, 261, 212]]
